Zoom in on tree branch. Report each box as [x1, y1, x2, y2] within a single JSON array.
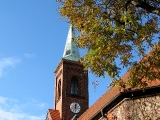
[[130, 0, 160, 15]]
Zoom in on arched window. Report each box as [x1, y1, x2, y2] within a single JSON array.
[[71, 78, 78, 95], [57, 80, 61, 100]]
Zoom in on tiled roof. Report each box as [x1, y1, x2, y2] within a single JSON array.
[[78, 43, 160, 120], [48, 109, 60, 120]]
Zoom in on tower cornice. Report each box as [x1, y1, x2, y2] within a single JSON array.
[[54, 58, 83, 74]]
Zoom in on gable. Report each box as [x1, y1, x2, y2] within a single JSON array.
[[46, 109, 60, 120]]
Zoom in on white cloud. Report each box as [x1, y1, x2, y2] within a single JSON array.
[[0, 96, 8, 104], [23, 53, 35, 58], [0, 57, 21, 78], [0, 96, 46, 120], [0, 109, 45, 120], [0, 109, 24, 120], [25, 98, 47, 109]]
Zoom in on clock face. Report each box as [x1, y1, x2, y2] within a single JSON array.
[[70, 102, 81, 113]]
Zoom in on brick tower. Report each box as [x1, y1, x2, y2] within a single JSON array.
[[54, 25, 89, 120]]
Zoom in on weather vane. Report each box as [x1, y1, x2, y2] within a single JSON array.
[[56, 0, 62, 2], [92, 80, 99, 92]]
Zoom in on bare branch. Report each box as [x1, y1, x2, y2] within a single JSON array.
[[130, 0, 160, 15]]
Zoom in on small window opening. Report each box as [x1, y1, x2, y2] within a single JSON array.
[[71, 78, 78, 95], [58, 80, 61, 100], [65, 49, 71, 56]]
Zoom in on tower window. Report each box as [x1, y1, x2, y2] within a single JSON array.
[[57, 80, 61, 100], [71, 78, 78, 95]]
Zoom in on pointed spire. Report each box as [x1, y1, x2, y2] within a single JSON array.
[[63, 25, 80, 61]]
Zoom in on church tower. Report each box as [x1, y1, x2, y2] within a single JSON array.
[[54, 25, 89, 120]]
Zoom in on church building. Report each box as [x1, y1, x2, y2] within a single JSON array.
[[45, 26, 160, 120]]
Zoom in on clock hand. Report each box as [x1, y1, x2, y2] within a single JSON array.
[[75, 104, 77, 110]]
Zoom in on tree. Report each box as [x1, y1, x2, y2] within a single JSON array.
[[58, 0, 160, 88]]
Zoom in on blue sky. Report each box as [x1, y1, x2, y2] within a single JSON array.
[[0, 0, 119, 120]]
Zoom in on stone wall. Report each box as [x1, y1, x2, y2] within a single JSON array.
[[108, 95, 160, 120]]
